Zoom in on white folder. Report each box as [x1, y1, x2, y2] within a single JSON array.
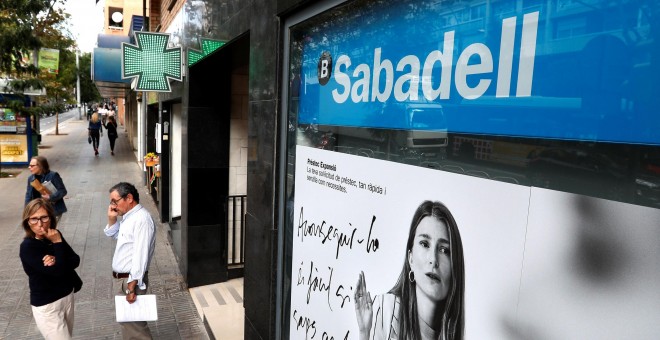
[[114, 294, 158, 322]]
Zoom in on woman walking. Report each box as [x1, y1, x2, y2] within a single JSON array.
[[88, 112, 103, 156], [20, 198, 82, 339], [25, 156, 68, 221], [103, 115, 118, 155]]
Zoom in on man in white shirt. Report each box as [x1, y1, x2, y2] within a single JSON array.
[[98, 105, 108, 124], [105, 182, 156, 339]]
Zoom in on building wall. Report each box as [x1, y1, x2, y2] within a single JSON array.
[[103, 0, 150, 35], [180, 0, 282, 338], [147, 0, 312, 338], [229, 70, 248, 196], [156, 0, 185, 32]]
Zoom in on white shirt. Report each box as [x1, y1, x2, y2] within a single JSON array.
[[104, 204, 156, 289]]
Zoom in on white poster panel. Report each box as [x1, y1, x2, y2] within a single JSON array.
[[289, 146, 530, 339], [514, 189, 660, 340]]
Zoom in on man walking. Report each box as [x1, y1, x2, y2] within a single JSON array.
[[105, 182, 156, 339]]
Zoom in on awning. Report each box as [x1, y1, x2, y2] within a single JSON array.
[[92, 46, 131, 98]]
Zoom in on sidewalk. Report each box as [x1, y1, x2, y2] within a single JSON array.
[[0, 112, 210, 339]]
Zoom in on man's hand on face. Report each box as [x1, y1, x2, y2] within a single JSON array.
[[108, 204, 119, 225]]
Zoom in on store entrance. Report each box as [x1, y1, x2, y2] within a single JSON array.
[[186, 34, 249, 287]]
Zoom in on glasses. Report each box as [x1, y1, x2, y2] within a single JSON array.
[[28, 215, 50, 225], [28, 164, 38, 168], [110, 196, 126, 206]]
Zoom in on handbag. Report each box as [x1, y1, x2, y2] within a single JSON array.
[[88, 136, 92, 144]]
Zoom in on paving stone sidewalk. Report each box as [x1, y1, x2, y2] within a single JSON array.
[[0, 113, 209, 339]]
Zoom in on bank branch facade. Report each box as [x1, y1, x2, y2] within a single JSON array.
[[140, 0, 660, 338], [277, 0, 659, 339]]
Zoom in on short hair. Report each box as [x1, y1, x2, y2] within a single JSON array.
[[22, 198, 57, 238], [110, 182, 139, 203], [30, 156, 50, 173]]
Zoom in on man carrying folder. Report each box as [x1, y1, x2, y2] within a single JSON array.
[[104, 182, 156, 339]]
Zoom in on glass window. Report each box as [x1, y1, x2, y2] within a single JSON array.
[[282, 0, 660, 337]]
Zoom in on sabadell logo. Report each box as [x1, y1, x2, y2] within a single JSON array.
[[317, 11, 539, 103]]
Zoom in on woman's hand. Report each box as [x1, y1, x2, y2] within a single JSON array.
[[44, 228, 62, 243], [42, 255, 56, 267], [354, 271, 373, 339]]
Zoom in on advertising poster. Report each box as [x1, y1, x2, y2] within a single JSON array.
[[0, 134, 29, 163], [289, 147, 660, 339], [38, 48, 60, 74], [289, 145, 530, 339]]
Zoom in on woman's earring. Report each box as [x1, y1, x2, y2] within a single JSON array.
[[408, 270, 415, 283]]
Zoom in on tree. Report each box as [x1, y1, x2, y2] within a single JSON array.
[[79, 52, 102, 105], [0, 0, 49, 78], [0, 0, 75, 97], [0, 0, 73, 174]]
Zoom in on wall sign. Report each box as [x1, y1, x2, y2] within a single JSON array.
[[296, 1, 660, 146]]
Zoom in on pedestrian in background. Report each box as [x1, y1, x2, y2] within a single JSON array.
[[105, 182, 156, 339], [99, 104, 109, 125], [103, 115, 119, 156], [20, 198, 82, 340], [25, 156, 68, 221], [88, 112, 103, 156]]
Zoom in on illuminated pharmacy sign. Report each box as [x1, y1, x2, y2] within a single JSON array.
[[188, 38, 226, 66], [122, 32, 182, 92]]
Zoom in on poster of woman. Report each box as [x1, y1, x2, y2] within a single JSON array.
[[289, 146, 530, 339]]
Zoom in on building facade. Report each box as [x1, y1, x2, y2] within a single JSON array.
[[108, 0, 660, 339]]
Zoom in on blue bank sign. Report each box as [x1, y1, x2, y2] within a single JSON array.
[[297, 3, 659, 145]]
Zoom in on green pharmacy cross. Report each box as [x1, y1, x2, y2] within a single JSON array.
[[122, 32, 182, 92], [188, 38, 226, 66]]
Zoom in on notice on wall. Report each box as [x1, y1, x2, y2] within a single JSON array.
[[288, 146, 660, 339], [288, 145, 530, 339]]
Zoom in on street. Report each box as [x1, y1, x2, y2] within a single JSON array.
[[39, 108, 84, 134]]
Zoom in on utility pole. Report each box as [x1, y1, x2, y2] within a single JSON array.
[[76, 51, 81, 120]]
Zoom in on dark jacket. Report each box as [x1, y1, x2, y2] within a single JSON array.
[[25, 171, 68, 215], [103, 120, 118, 138], [88, 120, 102, 133], [19, 233, 81, 306]]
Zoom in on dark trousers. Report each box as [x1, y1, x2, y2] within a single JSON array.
[[108, 136, 117, 152], [90, 130, 100, 150]]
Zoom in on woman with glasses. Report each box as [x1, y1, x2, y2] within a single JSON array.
[[25, 156, 68, 221], [19, 198, 82, 339]]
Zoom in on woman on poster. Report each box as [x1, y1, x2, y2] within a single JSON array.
[[354, 200, 465, 340]]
